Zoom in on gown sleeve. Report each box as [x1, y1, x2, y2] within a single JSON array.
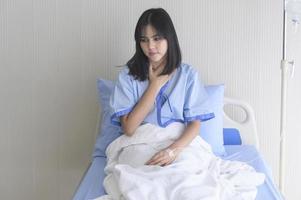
[[183, 70, 215, 122], [109, 69, 136, 126]]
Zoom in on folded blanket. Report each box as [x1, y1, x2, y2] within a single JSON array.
[[94, 122, 265, 200]]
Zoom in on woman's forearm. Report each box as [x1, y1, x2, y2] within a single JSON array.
[[168, 120, 200, 150], [121, 82, 161, 136]]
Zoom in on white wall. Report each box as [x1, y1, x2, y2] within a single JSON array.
[[0, 0, 299, 199]]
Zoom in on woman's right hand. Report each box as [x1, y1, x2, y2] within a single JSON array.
[[148, 63, 171, 89]]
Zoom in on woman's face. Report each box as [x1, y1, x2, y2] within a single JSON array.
[[140, 25, 168, 67]]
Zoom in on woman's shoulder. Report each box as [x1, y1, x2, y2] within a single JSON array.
[[117, 65, 146, 86], [117, 65, 134, 80], [118, 65, 130, 75], [178, 63, 198, 77]]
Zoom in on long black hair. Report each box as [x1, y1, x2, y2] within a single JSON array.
[[127, 8, 182, 81]]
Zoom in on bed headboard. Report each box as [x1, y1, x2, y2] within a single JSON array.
[[223, 97, 260, 149]]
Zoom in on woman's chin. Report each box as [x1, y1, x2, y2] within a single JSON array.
[[148, 58, 164, 66]]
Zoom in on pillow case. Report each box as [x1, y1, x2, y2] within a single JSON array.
[[200, 85, 225, 156], [92, 79, 121, 158], [93, 79, 225, 158]]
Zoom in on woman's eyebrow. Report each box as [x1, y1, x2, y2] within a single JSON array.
[[140, 34, 161, 39]]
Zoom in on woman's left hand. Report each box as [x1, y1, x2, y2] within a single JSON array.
[[145, 147, 181, 166]]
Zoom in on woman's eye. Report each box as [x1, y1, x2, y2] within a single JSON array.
[[140, 38, 147, 42], [153, 36, 163, 41]]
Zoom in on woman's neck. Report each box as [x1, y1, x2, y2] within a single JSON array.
[[150, 58, 166, 70]]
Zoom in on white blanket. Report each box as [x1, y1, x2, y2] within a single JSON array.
[[94, 123, 265, 200]]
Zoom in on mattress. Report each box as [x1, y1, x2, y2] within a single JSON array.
[[73, 145, 284, 200], [222, 145, 284, 200]]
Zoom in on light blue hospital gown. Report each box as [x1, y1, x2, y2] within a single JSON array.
[[110, 63, 214, 128]]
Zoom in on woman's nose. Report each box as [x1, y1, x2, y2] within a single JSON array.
[[148, 40, 155, 49]]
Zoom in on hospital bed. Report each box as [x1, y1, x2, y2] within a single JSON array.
[[72, 96, 284, 200]]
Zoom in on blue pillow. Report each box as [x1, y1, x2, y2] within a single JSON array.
[[93, 79, 225, 157], [92, 79, 122, 158], [200, 85, 225, 156]]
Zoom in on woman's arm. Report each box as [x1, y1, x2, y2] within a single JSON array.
[[121, 64, 170, 136], [120, 82, 160, 136], [146, 120, 200, 166], [168, 120, 200, 150]]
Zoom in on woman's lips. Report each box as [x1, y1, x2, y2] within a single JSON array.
[[149, 52, 158, 56]]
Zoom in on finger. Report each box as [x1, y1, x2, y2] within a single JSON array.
[[160, 158, 173, 166], [161, 159, 169, 166], [162, 153, 176, 166], [157, 65, 165, 75], [146, 158, 159, 165], [148, 64, 153, 76], [146, 157, 161, 165], [150, 156, 168, 165], [145, 151, 166, 165], [152, 68, 161, 77], [159, 161, 167, 167], [145, 152, 159, 165], [162, 159, 173, 167], [145, 154, 159, 165], [145, 157, 156, 165]]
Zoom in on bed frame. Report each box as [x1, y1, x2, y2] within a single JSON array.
[[223, 97, 259, 149], [73, 97, 284, 200]]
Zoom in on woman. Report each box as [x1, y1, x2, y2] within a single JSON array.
[[102, 8, 264, 200], [110, 8, 214, 167]]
